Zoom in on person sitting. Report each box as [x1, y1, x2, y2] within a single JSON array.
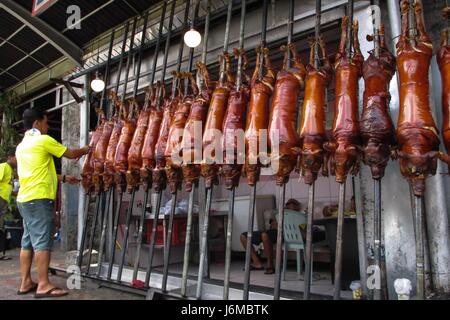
[[240, 198, 302, 275]]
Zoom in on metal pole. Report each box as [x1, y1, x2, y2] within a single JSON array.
[[243, 184, 257, 299], [132, 189, 150, 282], [274, 184, 286, 300], [201, 0, 211, 64], [107, 192, 123, 280], [235, 0, 246, 91], [243, 0, 269, 300], [218, 0, 233, 86], [145, 191, 163, 287], [286, 0, 294, 67], [131, 1, 168, 284], [149, 1, 168, 86], [373, 179, 382, 299], [116, 190, 136, 282], [304, 182, 315, 299], [180, 0, 212, 297], [121, 17, 138, 103], [157, 0, 177, 109], [96, 189, 113, 277], [196, 186, 212, 299], [347, 0, 354, 58], [100, 29, 116, 116], [161, 192, 178, 292], [414, 195, 425, 299], [85, 195, 102, 274], [160, 0, 191, 292], [132, 12, 150, 97], [223, 188, 236, 299], [181, 189, 196, 296], [77, 193, 91, 269], [333, 182, 346, 300], [114, 22, 130, 95]]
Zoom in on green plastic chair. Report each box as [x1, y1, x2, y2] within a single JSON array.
[[282, 209, 308, 280]]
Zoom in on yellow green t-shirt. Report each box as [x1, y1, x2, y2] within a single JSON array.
[[0, 162, 13, 202], [16, 129, 67, 203]]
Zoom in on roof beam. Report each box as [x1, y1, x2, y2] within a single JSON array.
[[0, 0, 83, 66]]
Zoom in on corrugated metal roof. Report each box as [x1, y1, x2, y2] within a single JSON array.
[[1, 0, 165, 94]]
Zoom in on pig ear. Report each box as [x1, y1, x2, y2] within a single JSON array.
[[396, 150, 409, 159], [347, 145, 358, 156]]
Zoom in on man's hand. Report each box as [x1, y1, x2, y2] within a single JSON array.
[[65, 175, 81, 185], [74, 146, 91, 161]]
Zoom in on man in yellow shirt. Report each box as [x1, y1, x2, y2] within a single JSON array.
[[0, 149, 17, 261], [16, 108, 89, 298]]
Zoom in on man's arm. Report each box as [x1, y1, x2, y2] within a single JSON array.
[[63, 146, 90, 159]]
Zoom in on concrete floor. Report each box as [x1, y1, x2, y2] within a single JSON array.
[[0, 248, 143, 300], [0, 247, 352, 300]]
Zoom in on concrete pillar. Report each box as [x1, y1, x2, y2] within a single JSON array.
[[60, 91, 81, 251]]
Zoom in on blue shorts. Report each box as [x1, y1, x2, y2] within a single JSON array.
[[17, 199, 54, 252]]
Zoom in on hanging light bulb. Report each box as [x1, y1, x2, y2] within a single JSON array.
[[184, 28, 202, 48], [90, 71, 105, 93]]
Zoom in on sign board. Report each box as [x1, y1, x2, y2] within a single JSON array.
[[32, 0, 58, 16]]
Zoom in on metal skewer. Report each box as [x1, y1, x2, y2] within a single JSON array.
[[196, 0, 233, 300], [181, 0, 211, 298], [145, 0, 177, 289], [115, 16, 139, 282], [161, 0, 192, 293], [243, 0, 269, 300], [132, 1, 167, 284], [273, 0, 294, 301], [303, 0, 322, 300], [223, 0, 246, 300]]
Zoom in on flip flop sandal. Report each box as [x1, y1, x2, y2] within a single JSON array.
[[0, 256, 12, 261], [34, 287, 68, 299], [17, 284, 38, 295]]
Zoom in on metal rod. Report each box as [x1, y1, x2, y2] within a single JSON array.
[[86, 194, 102, 274], [201, 0, 211, 64], [223, 188, 236, 299], [414, 195, 425, 300], [107, 191, 123, 280], [132, 13, 150, 97], [196, 186, 213, 299], [243, 184, 257, 300], [157, 0, 177, 109], [274, 184, 286, 300], [218, 0, 233, 85], [117, 190, 136, 282], [145, 191, 163, 287], [286, 0, 294, 68], [114, 22, 130, 94], [121, 17, 138, 103], [408, 0, 416, 46], [77, 193, 91, 269], [333, 182, 346, 300], [372, 0, 380, 59], [373, 179, 382, 300], [161, 192, 178, 292], [100, 29, 116, 115], [346, 0, 354, 58], [181, 189, 196, 296], [96, 189, 113, 277], [185, 0, 200, 91], [314, 0, 322, 69], [132, 188, 150, 282], [258, 0, 269, 81], [172, 0, 191, 99], [223, 0, 233, 53], [235, 0, 246, 91], [149, 1, 168, 86], [304, 182, 315, 299]]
